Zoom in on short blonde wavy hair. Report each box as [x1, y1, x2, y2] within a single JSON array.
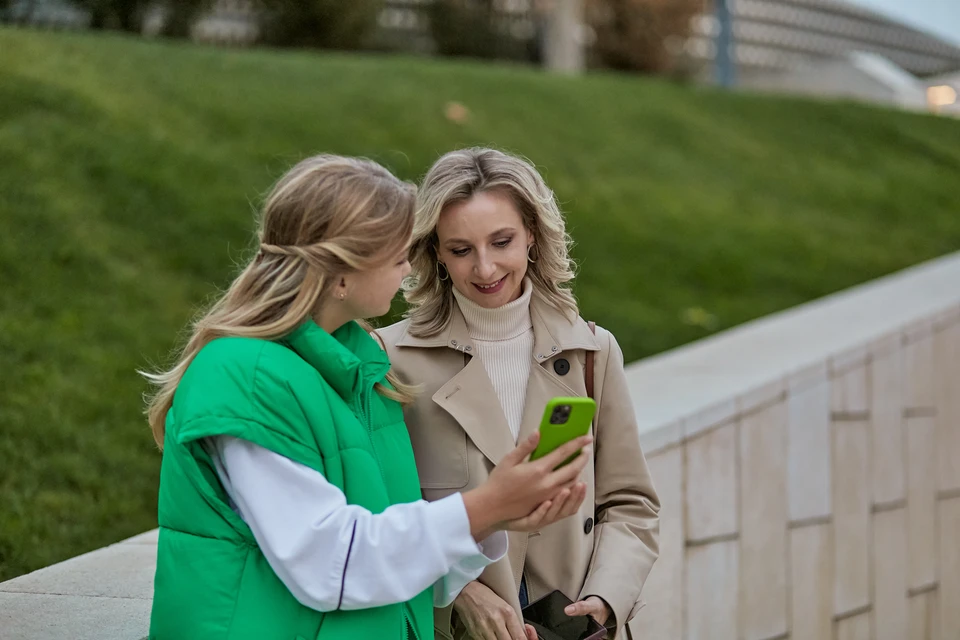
[[404, 148, 578, 336]]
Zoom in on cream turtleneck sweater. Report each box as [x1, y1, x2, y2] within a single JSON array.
[[452, 279, 535, 443]]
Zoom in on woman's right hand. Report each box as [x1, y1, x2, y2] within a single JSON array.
[[453, 581, 538, 640], [462, 432, 592, 539]]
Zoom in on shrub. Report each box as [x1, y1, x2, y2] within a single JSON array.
[[587, 0, 703, 73]]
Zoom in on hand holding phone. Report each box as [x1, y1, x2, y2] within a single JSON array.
[[529, 397, 596, 468]]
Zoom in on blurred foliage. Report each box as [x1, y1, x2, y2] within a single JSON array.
[[587, 0, 704, 73], [74, 0, 147, 31], [158, 0, 212, 38], [71, 0, 211, 36], [256, 0, 384, 49], [2, 27, 960, 582], [428, 0, 535, 61]]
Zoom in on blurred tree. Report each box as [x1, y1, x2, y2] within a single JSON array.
[[428, 0, 533, 61], [256, 0, 384, 49], [586, 0, 704, 73], [75, 0, 147, 31], [158, 0, 210, 37], [429, 0, 498, 58], [73, 0, 210, 36]]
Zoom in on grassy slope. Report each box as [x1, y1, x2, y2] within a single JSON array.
[[1, 26, 959, 579]]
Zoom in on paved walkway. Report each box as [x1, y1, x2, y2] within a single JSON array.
[[0, 530, 156, 640]]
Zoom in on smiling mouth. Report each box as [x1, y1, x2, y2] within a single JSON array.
[[473, 276, 507, 294]]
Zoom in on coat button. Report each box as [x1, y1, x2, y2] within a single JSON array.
[[553, 358, 570, 376], [584, 517, 594, 534]]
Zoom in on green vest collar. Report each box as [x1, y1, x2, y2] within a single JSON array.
[[282, 320, 390, 402]]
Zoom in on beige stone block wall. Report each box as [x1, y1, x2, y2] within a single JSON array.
[[630, 309, 960, 640]]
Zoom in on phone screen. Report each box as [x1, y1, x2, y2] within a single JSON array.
[[522, 591, 606, 640]]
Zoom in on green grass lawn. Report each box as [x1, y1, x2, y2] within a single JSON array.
[[2, 26, 960, 581]]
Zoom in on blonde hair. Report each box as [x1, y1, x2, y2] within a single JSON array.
[[405, 148, 578, 336], [144, 154, 417, 449]]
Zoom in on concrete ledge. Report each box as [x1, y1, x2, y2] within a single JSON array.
[[0, 531, 156, 639], [627, 251, 960, 452]]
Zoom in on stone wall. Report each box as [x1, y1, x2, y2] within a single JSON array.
[[627, 252, 960, 640]]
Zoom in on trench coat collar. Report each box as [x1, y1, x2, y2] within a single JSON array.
[[393, 293, 600, 359]]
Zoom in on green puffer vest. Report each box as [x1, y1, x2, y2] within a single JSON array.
[[149, 320, 432, 640]]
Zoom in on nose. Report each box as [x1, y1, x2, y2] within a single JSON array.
[[473, 250, 496, 280]]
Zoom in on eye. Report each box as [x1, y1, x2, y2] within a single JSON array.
[[493, 238, 512, 249], [451, 248, 470, 257]]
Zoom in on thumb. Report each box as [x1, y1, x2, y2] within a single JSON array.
[[564, 601, 587, 617], [503, 432, 540, 466]]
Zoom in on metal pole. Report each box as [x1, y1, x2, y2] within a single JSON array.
[[716, 0, 735, 87]]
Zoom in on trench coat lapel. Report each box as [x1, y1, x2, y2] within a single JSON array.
[[399, 307, 516, 466], [432, 354, 516, 466]]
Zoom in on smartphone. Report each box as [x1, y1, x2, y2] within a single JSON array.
[[522, 590, 607, 640], [529, 397, 596, 467]]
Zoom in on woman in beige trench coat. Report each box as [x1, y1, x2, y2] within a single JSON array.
[[378, 148, 660, 640]]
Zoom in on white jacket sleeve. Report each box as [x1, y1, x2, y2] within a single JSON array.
[[206, 435, 507, 612]]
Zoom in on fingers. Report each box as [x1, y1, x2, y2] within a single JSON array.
[[502, 432, 541, 466], [564, 597, 605, 621], [485, 619, 510, 640], [504, 610, 529, 640], [571, 483, 587, 513], [507, 499, 552, 531], [564, 600, 594, 617], [542, 487, 571, 523], [557, 483, 586, 519], [512, 481, 588, 532], [545, 446, 592, 487], [525, 624, 539, 640], [538, 434, 592, 471]]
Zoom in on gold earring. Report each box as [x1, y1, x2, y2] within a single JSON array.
[[527, 244, 538, 263], [436, 261, 450, 281]]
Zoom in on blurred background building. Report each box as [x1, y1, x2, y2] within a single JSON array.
[[4, 0, 960, 112]]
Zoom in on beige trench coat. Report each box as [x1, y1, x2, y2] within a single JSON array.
[[377, 297, 660, 639]]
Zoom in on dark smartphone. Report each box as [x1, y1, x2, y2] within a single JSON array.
[[521, 590, 607, 640]]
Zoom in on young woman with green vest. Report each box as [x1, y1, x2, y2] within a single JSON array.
[[142, 154, 593, 640]]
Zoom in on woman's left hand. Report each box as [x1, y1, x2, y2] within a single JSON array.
[[564, 596, 612, 627], [502, 481, 587, 533]]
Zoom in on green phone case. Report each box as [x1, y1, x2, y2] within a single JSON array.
[[529, 397, 597, 466]]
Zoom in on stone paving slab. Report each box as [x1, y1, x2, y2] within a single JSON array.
[[0, 592, 149, 640], [0, 542, 155, 601], [0, 531, 157, 639]]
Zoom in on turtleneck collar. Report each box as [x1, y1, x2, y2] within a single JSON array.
[[452, 278, 533, 341]]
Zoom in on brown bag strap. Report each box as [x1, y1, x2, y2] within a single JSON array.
[[585, 321, 596, 400]]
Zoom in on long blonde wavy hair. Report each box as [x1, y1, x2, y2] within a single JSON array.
[[144, 154, 417, 449], [404, 148, 578, 336]]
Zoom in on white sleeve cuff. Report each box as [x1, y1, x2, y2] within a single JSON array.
[[429, 497, 509, 608], [478, 530, 509, 562]]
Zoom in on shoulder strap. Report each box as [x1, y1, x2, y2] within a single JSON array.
[[585, 321, 596, 400]]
